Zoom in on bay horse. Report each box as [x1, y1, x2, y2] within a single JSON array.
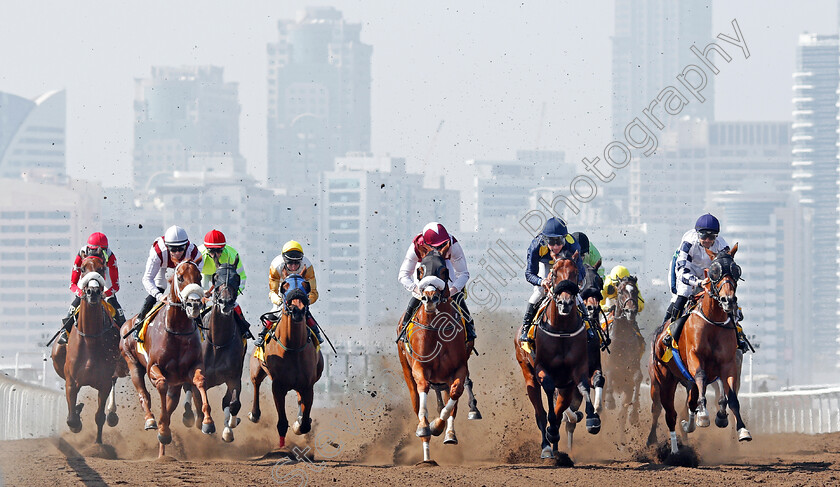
[[119, 260, 214, 458], [515, 250, 600, 460], [397, 250, 469, 463], [182, 263, 247, 443], [248, 273, 324, 450], [647, 244, 750, 455], [51, 256, 126, 444], [580, 263, 606, 414], [602, 275, 645, 436]]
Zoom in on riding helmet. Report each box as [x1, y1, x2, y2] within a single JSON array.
[[203, 229, 226, 249], [164, 225, 189, 247], [422, 222, 451, 247], [542, 217, 567, 238], [695, 214, 720, 233]]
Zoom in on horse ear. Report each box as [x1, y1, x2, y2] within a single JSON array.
[[730, 242, 739, 257], [594, 259, 602, 270]]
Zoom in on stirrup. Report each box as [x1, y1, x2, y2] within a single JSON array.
[[57, 329, 69, 345]]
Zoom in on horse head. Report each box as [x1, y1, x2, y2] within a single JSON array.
[[705, 243, 741, 315], [212, 263, 240, 315], [416, 250, 449, 314], [280, 274, 310, 323], [171, 261, 204, 319], [78, 256, 107, 305], [580, 263, 604, 321], [549, 249, 580, 316], [616, 275, 639, 320]]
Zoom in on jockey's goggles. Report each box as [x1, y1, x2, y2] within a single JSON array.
[[86, 245, 104, 253], [167, 244, 188, 253], [545, 236, 565, 246], [698, 230, 718, 240], [208, 247, 223, 256]]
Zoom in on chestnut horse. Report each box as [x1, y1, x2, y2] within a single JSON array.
[[397, 250, 469, 463], [602, 275, 645, 436], [51, 256, 126, 444], [120, 260, 214, 458], [515, 250, 600, 460], [648, 244, 750, 455], [183, 263, 247, 443], [249, 274, 324, 450]]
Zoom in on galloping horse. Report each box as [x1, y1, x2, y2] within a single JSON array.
[[51, 256, 125, 444], [580, 263, 606, 413], [397, 250, 470, 463], [183, 263, 247, 443], [515, 250, 601, 460], [648, 244, 750, 455], [120, 260, 214, 458], [249, 273, 324, 450], [602, 274, 645, 435]]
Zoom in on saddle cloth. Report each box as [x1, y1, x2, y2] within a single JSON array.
[[136, 301, 166, 358]]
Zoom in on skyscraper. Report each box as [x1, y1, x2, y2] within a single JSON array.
[[0, 90, 66, 182], [790, 33, 840, 374], [133, 66, 244, 191], [267, 7, 372, 187]]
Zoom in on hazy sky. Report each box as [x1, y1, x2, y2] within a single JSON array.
[[0, 1, 836, 189]]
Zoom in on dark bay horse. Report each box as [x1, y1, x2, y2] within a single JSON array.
[[515, 250, 600, 460], [580, 263, 606, 413], [119, 260, 214, 458], [51, 256, 126, 444], [648, 244, 750, 455], [602, 275, 645, 435], [182, 263, 247, 443], [249, 274, 324, 450], [397, 250, 469, 463]]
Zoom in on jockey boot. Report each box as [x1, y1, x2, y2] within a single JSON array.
[[106, 296, 126, 328], [519, 302, 538, 343], [254, 325, 270, 348], [662, 297, 688, 349], [396, 296, 422, 343], [453, 292, 477, 342], [57, 307, 76, 345], [234, 305, 255, 340], [132, 294, 157, 342], [306, 312, 324, 345]]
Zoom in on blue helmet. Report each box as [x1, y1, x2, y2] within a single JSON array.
[[695, 213, 720, 232], [542, 217, 568, 238]]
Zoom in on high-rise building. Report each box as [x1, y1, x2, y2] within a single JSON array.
[[133, 66, 244, 191], [0, 90, 66, 182], [267, 7, 372, 187], [790, 33, 839, 370]]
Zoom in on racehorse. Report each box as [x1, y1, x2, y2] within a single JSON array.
[[51, 256, 126, 444], [397, 250, 470, 463], [580, 263, 606, 414], [601, 274, 645, 437], [515, 250, 601, 460], [647, 244, 750, 455], [119, 260, 214, 458], [182, 263, 247, 443], [248, 273, 324, 450]]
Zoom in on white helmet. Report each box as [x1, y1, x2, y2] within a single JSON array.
[[164, 225, 189, 247]]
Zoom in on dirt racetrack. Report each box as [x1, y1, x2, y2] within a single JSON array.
[[2, 313, 838, 486]]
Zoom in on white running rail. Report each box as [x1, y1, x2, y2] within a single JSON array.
[[740, 387, 840, 435], [0, 374, 64, 440]]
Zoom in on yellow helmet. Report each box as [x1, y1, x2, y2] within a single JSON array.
[[282, 240, 304, 265], [610, 265, 630, 280], [282, 240, 303, 254]]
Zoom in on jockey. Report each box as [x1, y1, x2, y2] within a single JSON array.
[[396, 222, 475, 343], [518, 217, 585, 343], [198, 229, 253, 340], [129, 225, 203, 340], [662, 214, 747, 352], [256, 240, 323, 347], [572, 231, 604, 278], [57, 232, 125, 345], [600, 265, 645, 315]]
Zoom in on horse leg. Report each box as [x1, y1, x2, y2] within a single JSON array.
[[521, 365, 550, 458], [629, 369, 642, 426], [222, 380, 242, 443], [126, 360, 156, 430], [724, 374, 751, 441], [661, 377, 680, 454], [563, 388, 583, 452], [189, 385, 205, 430], [588, 336, 604, 414], [540, 376, 561, 453], [191, 367, 214, 434], [714, 379, 729, 428], [64, 380, 83, 433], [646, 375, 662, 447], [440, 390, 459, 445], [94, 385, 109, 444], [106, 377, 119, 427], [292, 388, 314, 435], [181, 384, 195, 428], [434, 388, 445, 415], [249, 356, 267, 423], [272, 380, 289, 449], [681, 381, 699, 434], [465, 376, 482, 420], [693, 369, 710, 428], [157, 385, 182, 458], [577, 373, 601, 435], [431, 375, 464, 437]]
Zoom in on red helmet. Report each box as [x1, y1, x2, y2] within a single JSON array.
[[422, 222, 450, 247], [87, 232, 109, 249], [203, 229, 226, 249]]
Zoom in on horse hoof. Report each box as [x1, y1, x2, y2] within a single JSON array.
[[443, 430, 458, 445], [697, 414, 711, 428], [715, 413, 729, 429], [228, 416, 241, 429], [67, 420, 82, 434], [586, 416, 601, 435], [429, 418, 445, 437], [106, 412, 119, 428], [248, 412, 260, 423], [467, 410, 482, 420], [738, 428, 752, 442], [540, 446, 554, 459], [182, 411, 195, 428], [546, 429, 560, 445], [201, 422, 215, 435], [145, 419, 157, 430], [158, 434, 172, 445], [75, 404, 84, 415], [222, 427, 234, 443], [292, 421, 302, 435], [416, 425, 431, 438]]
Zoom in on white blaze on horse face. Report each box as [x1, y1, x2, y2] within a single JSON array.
[[418, 391, 428, 422]]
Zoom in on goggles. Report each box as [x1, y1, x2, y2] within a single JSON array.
[[545, 236, 565, 246], [698, 230, 718, 241], [167, 244, 188, 253]]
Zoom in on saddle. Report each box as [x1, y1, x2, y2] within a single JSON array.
[[660, 297, 702, 362], [135, 301, 166, 358]]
